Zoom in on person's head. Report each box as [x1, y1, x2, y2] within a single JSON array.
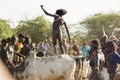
[[82, 39, 87, 46], [6, 38, 11, 43], [1, 39, 8, 48], [40, 42, 44, 46], [10, 36, 16, 44], [100, 35, 108, 47], [44, 39, 48, 43], [18, 34, 25, 42], [106, 41, 118, 52], [90, 39, 101, 50], [23, 37, 31, 45], [55, 9, 67, 17]]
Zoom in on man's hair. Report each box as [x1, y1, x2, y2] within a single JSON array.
[[91, 39, 101, 49], [1, 39, 8, 43], [56, 9, 67, 16], [106, 41, 117, 52], [18, 34, 24, 38]]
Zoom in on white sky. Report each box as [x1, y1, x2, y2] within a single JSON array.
[[0, 0, 120, 28]]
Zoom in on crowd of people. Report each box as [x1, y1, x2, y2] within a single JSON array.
[[0, 33, 120, 80], [0, 34, 35, 73]]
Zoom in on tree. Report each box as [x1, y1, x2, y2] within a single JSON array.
[[0, 19, 13, 40], [80, 13, 120, 39], [15, 16, 52, 43]]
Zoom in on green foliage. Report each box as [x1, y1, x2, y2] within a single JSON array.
[[0, 19, 13, 40], [15, 16, 52, 43], [80, 13, 120, 39]]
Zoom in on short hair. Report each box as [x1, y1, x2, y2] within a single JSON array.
[[1, 39, 8, 43], [7, 38, 11, 43], [106, 41, 117, 52], [23, 37, 30, 44], [56, 9, 67, 16], [18, 34, 24, 38], [10, 36, 16, 42], [91, 39, 101, 49]]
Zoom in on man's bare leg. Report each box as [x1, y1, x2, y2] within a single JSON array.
[[53, 45, 57, 54], [58, 38, 65, 54]]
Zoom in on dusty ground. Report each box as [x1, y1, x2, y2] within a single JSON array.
[[0, 59, 14, 80]]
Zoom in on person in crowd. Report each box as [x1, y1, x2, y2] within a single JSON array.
[[72, 39, 82, 56], [20, 37, 30, 59], [16, 34, 25, 54], [37, 42, 45, 52], [6, 36, 17, 69], [40, 5, 71, 54], [43, 39, 51, 53], [14, 34, 25, 64], [106, 41, 120, 80], [0, 39, 8, 66], [100, 36, 108, 52], [62, 38, 69, 54], [80, 39, 90, 57], [30, 42, 36, 51], [68, 39, 74, 55], [89, 39, 105, 80]]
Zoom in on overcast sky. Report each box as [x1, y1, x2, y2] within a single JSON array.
[[0, 0, 120, 27]]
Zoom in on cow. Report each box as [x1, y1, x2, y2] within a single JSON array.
[[13, 51, 84, 80]]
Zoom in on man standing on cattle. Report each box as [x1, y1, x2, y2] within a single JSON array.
[[40, 5, 71, 54]]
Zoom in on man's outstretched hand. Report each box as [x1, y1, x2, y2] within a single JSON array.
[[40, 5, 43, 8]]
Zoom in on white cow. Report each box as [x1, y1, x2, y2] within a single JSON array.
[[14, 51, 77, 80]]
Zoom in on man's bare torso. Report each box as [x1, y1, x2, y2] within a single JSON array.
[[52, 15, 64, 35]]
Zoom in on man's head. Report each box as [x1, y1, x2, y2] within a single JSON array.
[[106, 41, 118, 52], [18, 34, 24, 38], [1, 39, 8, 47], [18, 34, 25, 42], [90, 39, 101, 50], [10, 36, 16, 44], [56, 9, 67, 17], [82, 39, 87, 46]]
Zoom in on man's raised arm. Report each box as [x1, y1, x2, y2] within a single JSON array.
[[40, 5, 55, 17]]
